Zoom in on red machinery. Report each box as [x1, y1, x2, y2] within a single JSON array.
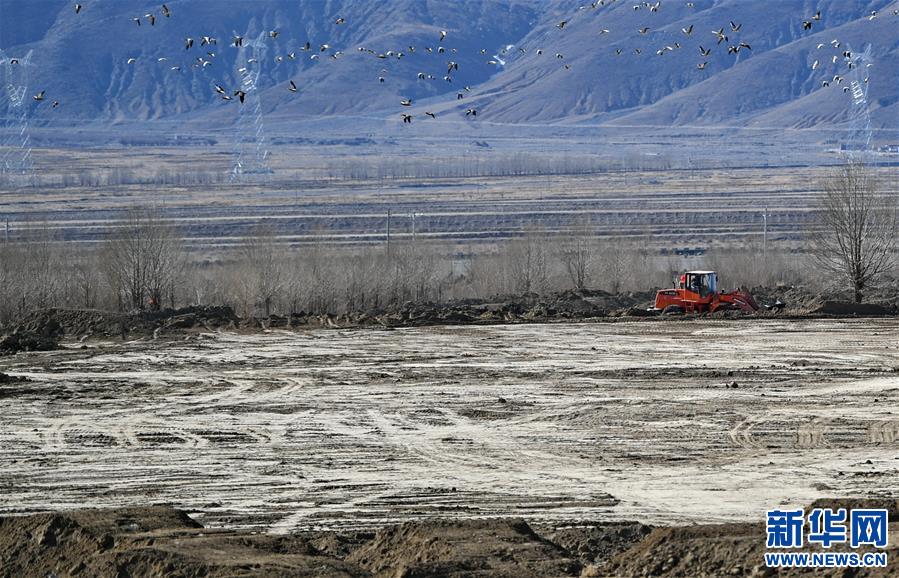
[[653, 271, 759, 314]]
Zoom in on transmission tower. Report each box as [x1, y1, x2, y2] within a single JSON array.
[[841, 44, 874, 163], [229, 32, 272, 184], [0, 49, 36, 187]]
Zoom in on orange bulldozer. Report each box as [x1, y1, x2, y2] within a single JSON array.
[[652, 271, 760, 314]]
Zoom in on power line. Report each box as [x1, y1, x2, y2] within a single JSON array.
[[229, 32, 272, 184], [0, 48, 36, 188]]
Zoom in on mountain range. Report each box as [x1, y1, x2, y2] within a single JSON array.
[[1, 0, 897, 131]]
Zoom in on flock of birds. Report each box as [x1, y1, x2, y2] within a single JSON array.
[[7, 1, 898, 123]]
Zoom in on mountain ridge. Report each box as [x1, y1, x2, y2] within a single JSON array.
[[0, 0, 896, 131]]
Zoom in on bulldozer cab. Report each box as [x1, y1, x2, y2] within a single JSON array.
[[680, 271, 717, 298]]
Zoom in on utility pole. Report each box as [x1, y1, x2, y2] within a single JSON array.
[[386, 208, 391, 258]]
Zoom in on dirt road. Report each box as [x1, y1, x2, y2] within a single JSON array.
[[0, 319, 896, 532]]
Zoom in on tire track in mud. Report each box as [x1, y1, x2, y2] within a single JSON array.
[[0, 319, 897, 531]]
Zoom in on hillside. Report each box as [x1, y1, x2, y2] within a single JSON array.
[[0, 0, 897, 130]]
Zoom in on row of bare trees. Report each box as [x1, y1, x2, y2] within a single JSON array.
[[0, 161, 894, 323]]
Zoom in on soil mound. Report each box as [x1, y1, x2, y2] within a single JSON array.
[[347, 518, 581, 577], [600, 498, 899, 577], [809, 301, 895, 316], [0, 314, 63, 355], [2, 501, 895, 577], [8, 306, 239, 341], [0, 506, 362, 578], [541, 521, 653, 567]]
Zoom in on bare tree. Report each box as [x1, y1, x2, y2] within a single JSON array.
[[103, 207, 185, 311], [813, 161, 897, 303], [503, 229, 548, 294], [558, 220, 595, 290], [234, 224, 285, 317], [596, 235, 631, 294]]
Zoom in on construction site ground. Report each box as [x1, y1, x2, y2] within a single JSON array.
[[1, 318, 897, 576]]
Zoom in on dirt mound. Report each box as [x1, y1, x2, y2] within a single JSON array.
[[541, 522, 653, 567], [809, 301, 895, 316], [347, 518, 581, 577], [0, 314, 63, 355], [287, 289, 658, 329], [808, 497, 899, 519], [2, 502, 895, 577], [0, 506, 362, 578], [599, 523, 763, 577], [9, 306, 240, 341], [600, 498, 899, 577]]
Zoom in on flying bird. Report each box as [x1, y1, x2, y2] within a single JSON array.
[[699, 45, 711, 56], [335, 17, 345, 24], [682, 25, 693, 36], [730, 21, 741, 31], [401, 114, 412, 124], [639, 27, 650, 34], [74, 3, 82, 14], [214, 84, 227, 95], [145, 13, 156, 26], [802, 21, 812, 30], [269, 30, 279, 38], [201, 36, 216, 46], [132, 17, 141, 26], [697, 61, 707, 69], [234, 90, 246, 103], [400, 99, 412, 106], [713, 28, 727, 44], [557, 20, 568, 29], [425, 111, 436, 118], [33, 91, 45, 101], [185, 37, 194, 50], [465, 108, 477, 116], [439, 30, 447, 42], [162, 4, 171, 17], [52, 101, 60, 108], [288, 80, 298, 93], [127, 57, 137, 64]]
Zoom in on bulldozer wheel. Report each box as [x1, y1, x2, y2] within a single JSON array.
[[662, 305, 684, 315]]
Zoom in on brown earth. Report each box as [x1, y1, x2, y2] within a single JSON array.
[[2, 285, 896, 348], [2, 500, 895, 577]]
